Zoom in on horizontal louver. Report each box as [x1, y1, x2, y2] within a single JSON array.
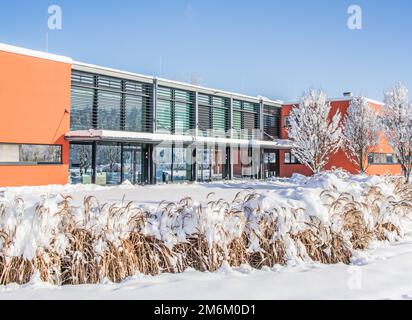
[[156, 86, 195, 135], [156, 99, 172, 134], [71, 71, 153, 133], [198, 93, 229, 137], [97, 90, 122, 130], [198, 105, 211, 135], [70, 87, 94, 130], [232, 100, 260, 139], [71, 71, 94, 86]]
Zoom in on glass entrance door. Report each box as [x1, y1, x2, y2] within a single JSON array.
[[263, 149, 279, 178], [123, 145, 142, 184]]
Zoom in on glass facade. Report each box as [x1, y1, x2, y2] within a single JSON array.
[[154, 144, 193, 183], [197, 146, 227, 182], [69, 69, 282, 185]]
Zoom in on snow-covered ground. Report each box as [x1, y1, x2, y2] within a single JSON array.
[[1, 238, 412, 300], [1, 172, 411, 300]]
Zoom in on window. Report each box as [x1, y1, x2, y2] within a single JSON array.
[[264, 152, 277, 164], [0, 144, 62, 165], [284, 151, 300, 164], [69, 143, 93, 184], [284, 116, 291, 127], [263, 105, 281, 140], [96, 143, 121, 185], [368, 153, 398, 165]]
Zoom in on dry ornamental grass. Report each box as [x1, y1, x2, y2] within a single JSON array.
[[0, 174, 411, 285]]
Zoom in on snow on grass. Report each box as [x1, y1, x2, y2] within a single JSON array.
[[0, 170, 411, 289]]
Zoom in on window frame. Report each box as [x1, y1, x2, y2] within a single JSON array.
[[284, 151, 300, 164], [368, 152, 399, 165]]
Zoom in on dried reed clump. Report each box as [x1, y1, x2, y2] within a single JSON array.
[[0, 175, 411, 286], [291, 216, 352, 264]]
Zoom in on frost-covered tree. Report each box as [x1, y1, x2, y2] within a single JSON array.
[[287, 89, 342, 173], [342, 96, 379, 173], [380, 82, 412, 182]]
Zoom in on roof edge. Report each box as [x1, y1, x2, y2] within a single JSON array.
[[0, 42, 73, 64], [282, 97, 384, 106]]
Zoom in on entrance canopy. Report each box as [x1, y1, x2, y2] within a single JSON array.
[[65, 130, 292, 149]]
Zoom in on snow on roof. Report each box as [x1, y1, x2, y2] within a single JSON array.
[[0, 42, 73, 64], [282, 97, 384, 106]]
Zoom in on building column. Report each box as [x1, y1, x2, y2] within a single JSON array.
[[152, 78, 158, 134], [229, 97, 234, 179], [120, 143, 124, 183], [259, 100, 264, 180], [92, 141, 97, 184], [193, 91, 199, 182]]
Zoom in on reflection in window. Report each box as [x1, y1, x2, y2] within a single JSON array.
[[284, 151, 300, 164], [70, 87, 94, 130], [173, 147, 192, 182], [69, 144, 93, 184], [124, 95, 143, 132], [97, 91, 122, 130], [96, 144, 121, 185], [155, 146, 173, 183], [368, 153, 398, 164]]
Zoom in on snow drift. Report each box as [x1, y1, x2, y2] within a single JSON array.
[[0, 171, 411, 285]]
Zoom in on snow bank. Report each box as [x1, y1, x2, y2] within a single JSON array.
[[0, 171, 411, 286]]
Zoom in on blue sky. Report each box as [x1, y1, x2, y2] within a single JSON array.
[[0, 0, 411, 101]]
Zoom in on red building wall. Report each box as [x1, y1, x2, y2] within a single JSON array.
[[279, 99, 402, 177]]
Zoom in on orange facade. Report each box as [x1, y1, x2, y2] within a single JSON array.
[[0, 49, 72, 187], [280, 100, 402, 177]]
